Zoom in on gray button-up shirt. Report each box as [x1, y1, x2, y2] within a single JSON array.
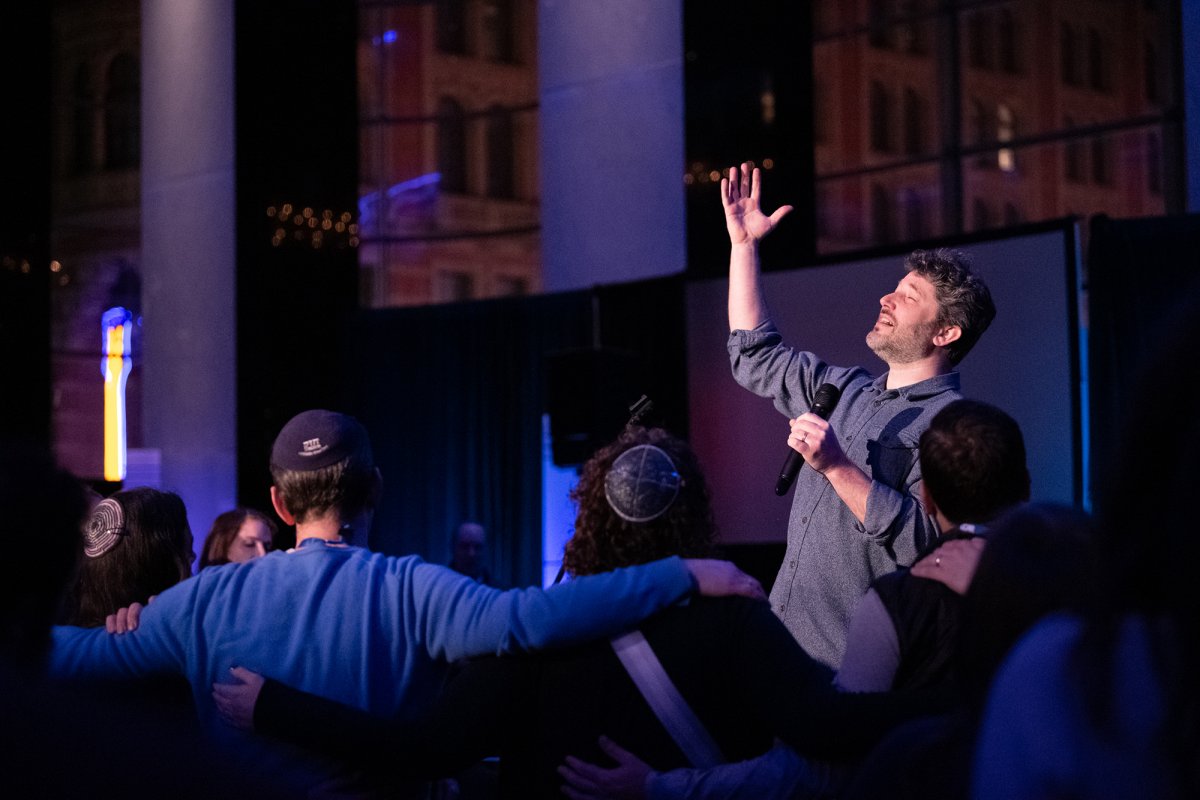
[[730, 321, 961, 668]]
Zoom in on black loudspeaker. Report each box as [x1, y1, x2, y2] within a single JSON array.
[[545, 348, 642, 466]]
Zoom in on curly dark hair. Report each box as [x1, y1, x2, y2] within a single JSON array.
[[905, 248, 996, 365], [562, 427, 718, 576]]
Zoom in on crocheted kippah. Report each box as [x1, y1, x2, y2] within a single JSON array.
[[604, 444, 681, 523], [270, 410, 372, 472], [84, 497, 126, 558]]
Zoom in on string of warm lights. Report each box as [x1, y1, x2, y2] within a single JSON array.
[[266, 203, 360, 249], [1, 255, 73, 287], [683, 158, 776, 186]]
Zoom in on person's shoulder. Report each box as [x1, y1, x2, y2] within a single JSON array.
[[993, 613, 1082, 690]]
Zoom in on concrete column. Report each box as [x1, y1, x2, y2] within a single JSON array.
[[538, 0, 686, 292], [1184, 0, 1200, 212], [141, 0, 236, 543]]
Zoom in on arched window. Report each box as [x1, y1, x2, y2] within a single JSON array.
[[871, 184, 894, 244], [967, 12, 993, 69], [104, 53, 140, 170], [972, 198, 991, 230], [971, 98, 990, 144], [867, 0, 891, 49], [485, 105, 515, 199], [903, 88, 924, 155], [72, 64, 94, 175], [1060, 23, 1079, 86], [436, 0, 468, 55], [1144, 41, 1159, 103], [998, 9, 1018, 73], [1063, 117, 1083, 182], [895, 0, 925, 54], [1091, 136, 1110, 185], [1087, 28, 1107, 91], [901, 188, 925, 240], [481, 0, 516, 63], [972, 99, 992, 169], [437, 97, 467, 194], [869, 81, 892, 153], [1147, 131, 1162, 195]]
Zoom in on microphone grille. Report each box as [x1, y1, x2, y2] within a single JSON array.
[[813, 383, 842, 416]]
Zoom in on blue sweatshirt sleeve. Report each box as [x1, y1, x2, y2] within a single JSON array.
[[48, 581, 192, 679], [408, 556, 695, 662]]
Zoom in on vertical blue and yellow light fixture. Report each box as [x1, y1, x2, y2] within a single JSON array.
[[101, 307, 133, 481]]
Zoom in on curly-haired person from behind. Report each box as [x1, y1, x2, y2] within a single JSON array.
[[564, 426, 718, 576]]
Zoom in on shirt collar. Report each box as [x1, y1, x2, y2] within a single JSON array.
[[294, 536, 350, 550], [869, 370, 960, 400]]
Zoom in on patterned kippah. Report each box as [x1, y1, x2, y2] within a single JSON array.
[[270, 409, 372, 472], [84, 497, 126, 558], [604, 445, 682, 523]]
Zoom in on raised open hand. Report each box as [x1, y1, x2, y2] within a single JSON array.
[[720, 162, 793, 245]]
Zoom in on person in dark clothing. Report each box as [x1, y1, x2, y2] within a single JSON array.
[[0, 444, 279, 799], [835, 399, 1031, 693], [213, 427, 943, 797], [843, 503, 1096, 800]]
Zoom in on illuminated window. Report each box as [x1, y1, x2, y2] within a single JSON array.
[[997, 103, 1016, 172]]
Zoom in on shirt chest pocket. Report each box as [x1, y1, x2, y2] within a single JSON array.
[[865, 435, 919, 489]]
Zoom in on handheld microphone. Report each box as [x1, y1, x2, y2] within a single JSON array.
[[775, 383, 842, 496]]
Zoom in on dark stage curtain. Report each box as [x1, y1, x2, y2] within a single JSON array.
[[347, 290, 593, 588], [1087, 214, 1200, 501], [345, 276, 689, 589]]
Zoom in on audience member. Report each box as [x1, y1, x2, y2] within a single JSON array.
[[60, 487, 194, 627], [49, 410, 764, 794], [0, 445, 89, 673], [448, 521, 491, 584], [198, 507, 277, 569], [835, 399, 1030, 693], [845, 503, 1096, 800], [213, 427, 940, 798], [568, 401, 1028, 799], [0, 444, 274, 798], [972, 298, 1199, 800]]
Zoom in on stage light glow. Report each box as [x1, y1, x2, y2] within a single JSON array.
[[101, 307, 134, 482]]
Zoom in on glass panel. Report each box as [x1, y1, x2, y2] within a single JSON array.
[[813, 10, 941, 177], [359, 0, 540, 308], [816, 170, 944, 254], [811, 0, 1178, 256], [961, 128, 1167, 235]]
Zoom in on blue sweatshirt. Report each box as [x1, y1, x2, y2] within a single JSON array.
[[49, 539, 695, 793]]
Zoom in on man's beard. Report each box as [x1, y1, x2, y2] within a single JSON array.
[[866, 318, 937, 364]]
